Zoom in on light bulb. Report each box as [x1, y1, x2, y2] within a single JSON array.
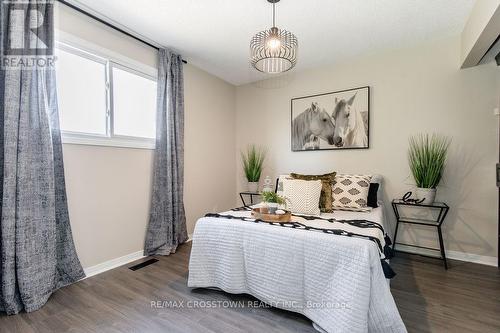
[[267, 36, 281, 50]]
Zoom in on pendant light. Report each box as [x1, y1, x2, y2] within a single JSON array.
[[250, 0, 298, 73]]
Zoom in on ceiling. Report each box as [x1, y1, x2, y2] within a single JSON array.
[[71, 0, 476, 85]]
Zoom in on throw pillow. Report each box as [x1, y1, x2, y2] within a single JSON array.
[[367, 183, 379, 208], [276, 174, 293, 196], [332, 174, 372, 211], [282, 179, 322, 215], [290, 172, 336, 213]]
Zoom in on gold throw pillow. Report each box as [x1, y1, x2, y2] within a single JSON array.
[[290, 172, 336, 213]]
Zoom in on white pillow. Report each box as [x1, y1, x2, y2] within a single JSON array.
[[332, 174, 372, 212], [276, 174, 292, 196], [282, 179, 322, 216]]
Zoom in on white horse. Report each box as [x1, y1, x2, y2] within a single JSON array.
[[331, 93, 368, 148], [292, 102, 335, 150]]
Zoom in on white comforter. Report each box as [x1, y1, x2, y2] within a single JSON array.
[[188, 206, 406, 333]]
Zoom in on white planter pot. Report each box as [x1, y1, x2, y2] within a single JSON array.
[[248, 181, 259, 193], [264, 202, 278, 214], [415, 187, 436, 205]]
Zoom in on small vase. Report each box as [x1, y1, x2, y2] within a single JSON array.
[[248, 181, 259, 193], [266, 202, 278, 214], [415, 187, 436, 205]]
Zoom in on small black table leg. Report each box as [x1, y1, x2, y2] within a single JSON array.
[[239, 193, 245, 206], [437, 225, 448, 269], [392, 219, 400, 255]]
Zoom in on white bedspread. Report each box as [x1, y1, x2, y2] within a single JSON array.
[[188, 207, 406, 333]]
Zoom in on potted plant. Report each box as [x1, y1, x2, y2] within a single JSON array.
[[241, 145, 266, 192], [408, 134, 451, 204], [261, 191, 286, 214]]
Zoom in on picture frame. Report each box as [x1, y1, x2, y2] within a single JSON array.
[[291, 86, 370, 151]]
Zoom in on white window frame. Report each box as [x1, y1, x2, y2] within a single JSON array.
[[56, 42, 157, 150]]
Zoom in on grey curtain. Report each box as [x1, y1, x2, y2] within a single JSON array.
[[145, 49, 187, 256], [0, 1, 85, 315]]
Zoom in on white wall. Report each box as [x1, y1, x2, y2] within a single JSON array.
[[56, 3, 237, 268], [235, 37, 500, 261]]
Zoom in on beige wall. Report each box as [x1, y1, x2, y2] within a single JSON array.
[[55, 2, 157, 68], [235, 37, 500, 260], [56, 3, 236, 268]]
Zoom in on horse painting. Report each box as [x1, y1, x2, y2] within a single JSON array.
[[291, 86, 369, 151], [291, 102, 335, 150], [331, 93, 368, 148]]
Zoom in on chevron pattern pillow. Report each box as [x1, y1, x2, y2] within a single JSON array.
[[332, 174, 372, 211], [282, 179, 322, 215]]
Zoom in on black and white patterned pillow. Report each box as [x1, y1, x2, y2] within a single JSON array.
[[332, 174, 372, 211]]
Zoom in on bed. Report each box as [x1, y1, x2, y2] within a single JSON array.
[[188, 195, 406, 332]]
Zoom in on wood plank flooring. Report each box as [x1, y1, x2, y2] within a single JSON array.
[[1, 242, 499, 333]]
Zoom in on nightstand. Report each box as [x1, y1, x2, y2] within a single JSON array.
[[239, 192, 261, 207], [391, 199, 450, 269]]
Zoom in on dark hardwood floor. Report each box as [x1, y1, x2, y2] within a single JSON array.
[[1, 242, 499, 333]]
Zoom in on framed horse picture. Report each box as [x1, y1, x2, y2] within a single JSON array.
[[291, 86, 370, 151]]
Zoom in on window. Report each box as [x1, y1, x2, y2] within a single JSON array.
[[112, 65, 156, 139], [55, 43, 157, 149], [56, 48, 107, 135]]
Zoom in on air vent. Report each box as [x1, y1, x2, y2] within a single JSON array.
[[129, 258, 158, 271]]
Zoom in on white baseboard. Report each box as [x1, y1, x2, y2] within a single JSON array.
[[82, 238, 194, 279], [83, 250, 145, 279], [446, 250, 497, 267], [395, 244, 497, 267]]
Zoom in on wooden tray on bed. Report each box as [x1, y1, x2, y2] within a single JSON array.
[[251, 207, 292, 223]]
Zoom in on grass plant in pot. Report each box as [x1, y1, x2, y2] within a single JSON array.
[[261, 191, 286, 214], [408, 134, 451, 205], [241, 145, 266, 193]]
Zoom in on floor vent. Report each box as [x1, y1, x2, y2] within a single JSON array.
[[129, 258, 159, 271]]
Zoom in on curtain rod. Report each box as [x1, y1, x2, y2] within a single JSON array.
[[57, 0, 188, 64]]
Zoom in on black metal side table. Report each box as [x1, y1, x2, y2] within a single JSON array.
[[239, 192, 261, 207], [391, 199, 450, 269]]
